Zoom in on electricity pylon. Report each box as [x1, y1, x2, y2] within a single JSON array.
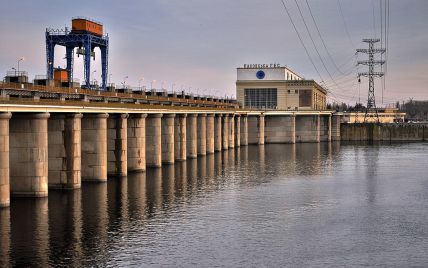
[[356, 39, 386, 123]]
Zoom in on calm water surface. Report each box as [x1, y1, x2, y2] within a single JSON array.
[[1, 142, 428, 267]]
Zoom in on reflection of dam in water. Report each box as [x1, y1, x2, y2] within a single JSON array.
[[3, 142, 428, 266], [1, 143, 340, 267]]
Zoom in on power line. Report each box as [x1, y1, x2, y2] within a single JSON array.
[[279, 0, 324, 83], [336, 0, 355, 47], [293, 0, 342, 90], [304, 0, 345, 75]]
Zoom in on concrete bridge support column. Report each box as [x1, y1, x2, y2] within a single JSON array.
[[48, 113, 82, 190], [146, 114, 162, 167], [107, 114, 128, 177], [240, 115, 248, 146], [229, 115, 235, 149], [174, 114, 187, 161], [248, 115, 265, 145], [162, 114, 175, 164], [264, 115, 295, 143], [186, 114, 198, 158], [197, 114, 207, 156], [295, 115, 320, 143], [82, 113, 108, 182], [222, 115, 229, 150], [319, 115, 332, 142], [0, 113, 11, 207], [235, 115, 241, 147], [214, 114, 222, 152], [10, 113, 50, 197], [331, 114, 341, 141], [127, 114, 147, 172], [206, 114, 215, 154], [258, 115, 265, 145]]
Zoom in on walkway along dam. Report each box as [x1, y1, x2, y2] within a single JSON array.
[[0, 83, 339, 208]]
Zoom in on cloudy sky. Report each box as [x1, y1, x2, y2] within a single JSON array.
[[0, 0, 427, 105]]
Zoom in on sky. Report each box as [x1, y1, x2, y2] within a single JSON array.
[[0, 0, 427, 105]]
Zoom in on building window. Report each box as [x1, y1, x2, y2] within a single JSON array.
[[244, 88, 277, 109]]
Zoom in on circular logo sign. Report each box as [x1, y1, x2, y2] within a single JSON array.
[[256, 70, 265, 79]]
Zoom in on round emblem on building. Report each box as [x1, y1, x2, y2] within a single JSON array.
[[256, 70, 265, 79]]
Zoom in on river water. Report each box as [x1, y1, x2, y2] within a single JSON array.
[[1, 142, 428, 267]]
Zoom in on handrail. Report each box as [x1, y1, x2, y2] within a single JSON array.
[[0, 82, 237, 108]]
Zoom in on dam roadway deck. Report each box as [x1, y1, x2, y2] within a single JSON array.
[[0, 82, 339, 208]]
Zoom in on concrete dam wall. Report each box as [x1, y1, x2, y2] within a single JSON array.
[[340, 123, 427, 142]]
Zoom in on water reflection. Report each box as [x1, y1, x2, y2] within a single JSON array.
[[4, 142, 428, 266], [0, 209, 10, 267], [48, 190, 83, 267], [10, 199, 49, 267]]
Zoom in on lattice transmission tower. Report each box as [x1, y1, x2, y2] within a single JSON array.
[[356, 39, 386, 123]]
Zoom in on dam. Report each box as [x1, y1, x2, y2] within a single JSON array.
[[0, 81, 340, 208]]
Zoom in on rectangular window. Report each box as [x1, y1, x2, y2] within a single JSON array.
[[244, 88, 277, 109]]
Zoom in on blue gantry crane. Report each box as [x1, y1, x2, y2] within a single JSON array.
[[45, 17, 109, 90]]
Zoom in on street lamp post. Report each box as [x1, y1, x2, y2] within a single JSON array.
[[139, 77, 144, 91], [11, 67, 16, 76], [17, 57, 24, 76], [108, 73, 113, 86], [151, 80, 156, 90], [122, 76, 128, 89]]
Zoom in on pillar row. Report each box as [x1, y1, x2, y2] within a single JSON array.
[[222, 115, 229, 150], [146, 114, 162, 167], [127, 113, 147, 172], [186, 114, 197, 158], [174, 114, 187, 161], [197, 113, 207, 156], [107, 114, 128, 177], [214, 114, 222, 152], [235, 115, 241, 147], [258, 115, 265, 145], [162, 114, 175, 164], [10, 113, 50, 197], [229, 115, 235, 148], [206, 114, 215, 154], [0, 113, 11, 207], [240, 115, 248, 146], [48, 113, 82, 190], [331, 114, 341, 141], [82, 113, 108, 182]]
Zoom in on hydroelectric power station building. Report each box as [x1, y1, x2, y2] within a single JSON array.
[[236, 64, 327, 110]]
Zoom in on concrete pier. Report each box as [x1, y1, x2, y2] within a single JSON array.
[[0, 113, 11, 207], [48, 113, 82, 190], [127, 114, 147, 172], [265, 115, 295, 143], [320, 115, 332, 142], [146, 114, 163, 167], [206, 114, 215, 154], [107, 114, 128, 177], [248, 115, 265, 145], [222, 115, 229, 150], [331, 114, 341, 141], [229, 115, 235, 148], [10, 113, 50, 197], [197, 113, 207, 156], [81, 113, 108, 182], [235, 115, 241, 147], [161, 114, 175, 164], [214, 114, 222, 152], [174, 114, 187, 161], [186, 114, 197, 158], [295, 115, 320, 143], [240, 115, 248, 146]]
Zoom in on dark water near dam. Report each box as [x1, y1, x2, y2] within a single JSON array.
[[1, 142, 428, 267]]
